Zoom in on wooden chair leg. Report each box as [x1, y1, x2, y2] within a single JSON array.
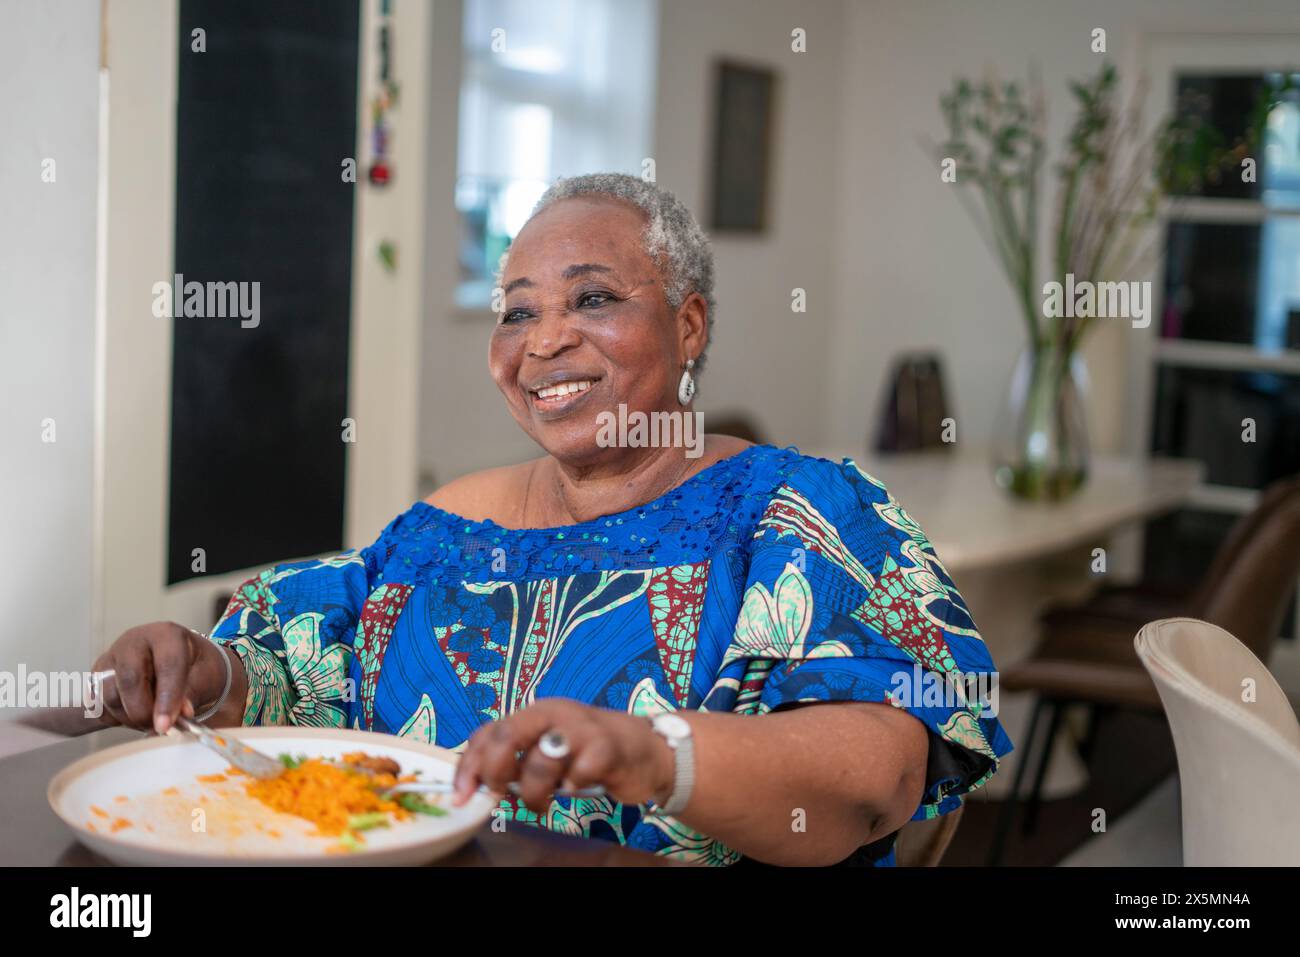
[[986, 696, 1045, 865]]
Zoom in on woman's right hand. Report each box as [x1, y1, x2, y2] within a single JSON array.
[[91, 622, 242, 735]]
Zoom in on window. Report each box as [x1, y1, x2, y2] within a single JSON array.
[[1159, 74, 1300, 352], [1145, 60, 1300, 639], [454, 0, 659, 308], [1153, 71, 1300, 492]]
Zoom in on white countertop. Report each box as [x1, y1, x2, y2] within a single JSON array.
[[801, 448, 1204, 573]]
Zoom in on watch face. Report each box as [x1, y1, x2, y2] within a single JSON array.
[[655, 714, 691, 739]]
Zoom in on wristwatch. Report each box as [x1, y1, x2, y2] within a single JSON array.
[[648, 713, 695, 816]]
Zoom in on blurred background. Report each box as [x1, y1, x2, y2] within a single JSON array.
[[2, 0, 1299, 865]]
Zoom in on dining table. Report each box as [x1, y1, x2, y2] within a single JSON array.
[[0, 724, 675, 867], [810, 450, 1204, 577]]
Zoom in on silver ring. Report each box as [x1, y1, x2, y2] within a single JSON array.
[[85, 669, 114, 703], [538, 730, 570, 760]]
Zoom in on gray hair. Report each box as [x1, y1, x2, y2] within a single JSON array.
[[499, 173, 716, 371]]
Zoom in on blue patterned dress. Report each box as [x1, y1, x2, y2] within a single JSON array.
[[210, 444, 1011, 865]]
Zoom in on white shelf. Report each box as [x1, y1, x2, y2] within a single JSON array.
[[1162, 196, 1300, 224], [1153, 339, 1300, 374]]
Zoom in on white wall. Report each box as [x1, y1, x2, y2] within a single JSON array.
[[97, 0, 180, 648], [651, 0, 846, 451], [0, 0, 101, 675], [826, 0, 1300, 457], [418, 0, 849, 485]]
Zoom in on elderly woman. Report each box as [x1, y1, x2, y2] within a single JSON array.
[[94, 173, 1010, 866]]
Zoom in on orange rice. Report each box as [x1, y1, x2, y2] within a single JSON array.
[[241, 757, 411, 837]]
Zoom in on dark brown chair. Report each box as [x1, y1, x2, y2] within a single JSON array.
[[988, 474, 1300, 864], [1035, 473, 1300, 669]]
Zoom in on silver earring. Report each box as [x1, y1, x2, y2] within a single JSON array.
[[677, 359, 697, 405]]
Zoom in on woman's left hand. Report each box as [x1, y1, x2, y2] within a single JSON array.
[[452, 698, 676, 812]]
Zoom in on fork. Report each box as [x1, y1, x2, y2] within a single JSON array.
[[88, 666, 286, 780], [174, 717, 284, 779]]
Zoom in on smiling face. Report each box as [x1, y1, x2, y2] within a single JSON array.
[[488, 196, 708, 468]]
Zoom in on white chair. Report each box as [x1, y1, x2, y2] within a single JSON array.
[[1134, 617, 1300, 866]]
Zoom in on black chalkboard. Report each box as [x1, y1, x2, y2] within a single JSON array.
[[167, 0, 360, 584]]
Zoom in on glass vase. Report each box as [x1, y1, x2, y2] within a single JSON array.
[[992, 341, 1090, 501]]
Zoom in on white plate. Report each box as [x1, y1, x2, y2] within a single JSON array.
[[48, 727, 497, 866]]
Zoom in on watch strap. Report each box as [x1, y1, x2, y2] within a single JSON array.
[[651, 716, 695, 816]]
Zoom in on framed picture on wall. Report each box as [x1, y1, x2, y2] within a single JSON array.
[[708, 60, 777, 232]]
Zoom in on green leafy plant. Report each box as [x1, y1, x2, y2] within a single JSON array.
[[936, 63, 1289, 351]]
